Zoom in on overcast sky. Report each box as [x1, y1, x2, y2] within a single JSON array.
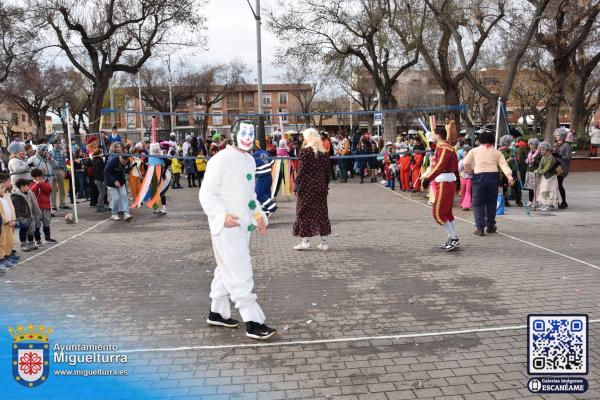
[[194, 0, 283, 82]]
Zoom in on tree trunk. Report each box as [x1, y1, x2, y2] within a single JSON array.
[[87, 76, 111, 134], [202, 105, 210, 139], [443, 82, 461, 124], [570, 78, 587, 135], [380, 91, 397, 143], [544, 59, 570, 142]]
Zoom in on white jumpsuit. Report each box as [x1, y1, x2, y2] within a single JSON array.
[[199, 146, 268, 323]]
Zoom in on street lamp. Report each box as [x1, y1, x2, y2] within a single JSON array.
[[246, 0, 266, 148]]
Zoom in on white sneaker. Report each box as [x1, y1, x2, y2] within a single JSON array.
[[293, 241, 312, 250], [317, 243, 329, 251], [124, 214, 132, 221], [539, 206, 548, 211], [111, 215, 120, 221]]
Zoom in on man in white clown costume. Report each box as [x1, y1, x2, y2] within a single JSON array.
[[199, 119, 276, 340]]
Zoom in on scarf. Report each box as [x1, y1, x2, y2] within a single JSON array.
[[526, 149, 539, 165]]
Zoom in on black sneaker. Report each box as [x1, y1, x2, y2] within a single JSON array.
[[206, 312, 239, 328], [60, 205, 71, 210], [45, 238, 58, 243], [245, 321, 277, 340], [444, 238, 460, 252], [486, 225, 497, 234]]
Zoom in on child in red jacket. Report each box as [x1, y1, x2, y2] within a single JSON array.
[[30, 169, 57, 245], [398, 146, 411, 191]]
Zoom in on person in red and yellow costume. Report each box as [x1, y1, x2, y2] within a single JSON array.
[[422, 127, 459, 251]]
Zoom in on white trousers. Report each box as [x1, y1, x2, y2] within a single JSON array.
[[210, 226, 265, 324]]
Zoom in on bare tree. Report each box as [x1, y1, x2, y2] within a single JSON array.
[[391, 0, 504, 123], [533, 0, 600, 141], [425, 0, 551, 136], [510, 68, 550, 135], [0, 3, 38, 83], [268, 0, 422, 141], [280, 63, 325, 130], [51, 69, 91, 137], [28, 0, 207, 133], [1, 62, 72, 140], [192, 61, 247, 137], [125, 62, 218, 132], [566, 36, 600, 135]]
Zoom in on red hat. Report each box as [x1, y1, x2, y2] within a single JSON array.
[[86, 136, 98, 145]]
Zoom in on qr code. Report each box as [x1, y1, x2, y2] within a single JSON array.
[[528, 315, 588, 375]]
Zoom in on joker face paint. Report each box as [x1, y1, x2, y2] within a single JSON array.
[[233, 120, 255, 152]]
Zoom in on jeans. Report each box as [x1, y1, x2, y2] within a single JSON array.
[[107, 185, 129, 215], [75, 171, 86, 199], [472, 172, 499, 230], [95, 180, 106, 207]]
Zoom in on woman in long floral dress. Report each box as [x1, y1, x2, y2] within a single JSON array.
[[292, 128, 332, 251], [536, 141, 559, 211]]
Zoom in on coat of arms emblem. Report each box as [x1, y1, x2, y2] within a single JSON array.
[[9, 323, 52, 388]]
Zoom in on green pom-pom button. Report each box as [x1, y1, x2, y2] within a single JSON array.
[[247, 224, 256, 232], [246, 173, 252, 181], [248, 200, 257, 210]]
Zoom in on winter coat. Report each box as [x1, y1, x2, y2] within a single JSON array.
[[30, 180, 52, 209], [103, 156, 126, 188], [8, 157, 32, 187], [11, 190, 42, 222]]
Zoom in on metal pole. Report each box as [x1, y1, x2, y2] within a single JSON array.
[[495, 97, 502, 149], [109, 78, 115, 127], [65, 103, 78, 223], [255, 0, 266, 148], [349, 94, 353, 134], [167, 55, 174, 135], [137, 72, 145, 141]]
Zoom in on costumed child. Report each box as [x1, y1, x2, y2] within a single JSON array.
[[30, 168, 58, 246], [199, 119, 276, 340], [535, 141, 559, 211], [382, 142, 397, 190], [11, 178, 42, 252], [421, 127, 459, 251], [195, 151, 207, 188], [411, 141, 425, 193], [398, 145, 411, 191], [253, 141, 277, 217], [0, 174, 18, 270], [133, 143, 171, 216], [170, 150, 183, 189], [458, 145, 473, 211]]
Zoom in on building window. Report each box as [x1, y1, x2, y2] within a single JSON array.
[[279, 108, 288, 123], [264, 112, 272, 125], [125, 97, 135, 111], [126, 114, 136, 128], [263, 93, 271, 107], [176, 114, 189, 126], [194, 96, 204, 107], [21, 114, 26, 122], [279, 93, 288, 105], [212, 98, 222, 109], [227, 93, 239, 109], [243, 93, 254, 108], [212, 112, 223, 125], [12, 113, 18, 125]]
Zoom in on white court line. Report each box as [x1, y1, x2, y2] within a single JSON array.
[[377, 184, 600, 271], [120, 319, 600, 353], [16, 218, 111, 265]]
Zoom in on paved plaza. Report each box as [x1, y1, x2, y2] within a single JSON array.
[[1, 172, 599, 399]]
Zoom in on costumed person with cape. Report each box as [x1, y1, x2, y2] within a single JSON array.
[[253, 141, 277, 217], [133, 143, 171, 215], [199, 119, 276, 340]]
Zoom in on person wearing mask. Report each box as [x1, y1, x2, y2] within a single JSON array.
[[292, 128, 331, 251], [462, 131, 514, 236], [552, 128, 572, 209]]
